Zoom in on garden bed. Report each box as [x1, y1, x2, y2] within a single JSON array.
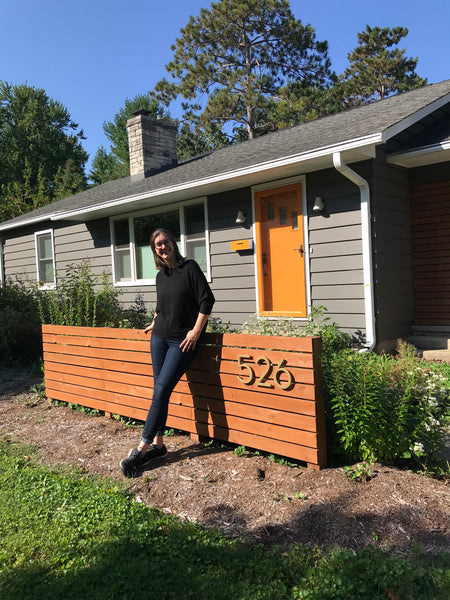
[[1, 372, 449, 555]]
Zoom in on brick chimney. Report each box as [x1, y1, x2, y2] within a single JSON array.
[[127, 110, 178, 178]]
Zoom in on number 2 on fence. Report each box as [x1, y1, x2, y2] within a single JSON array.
[[237, 354, 295, 390]]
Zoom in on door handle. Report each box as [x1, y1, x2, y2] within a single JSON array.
[[294, 246, 304, 257]]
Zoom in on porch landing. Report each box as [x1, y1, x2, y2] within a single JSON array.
[[407, 326, 450, 363]]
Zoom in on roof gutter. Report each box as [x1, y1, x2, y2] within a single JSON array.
[[333, 152, 376, 352]]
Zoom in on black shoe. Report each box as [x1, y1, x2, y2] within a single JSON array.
[[120, 448, 145, 477], [119, 445, 167, 477], [142, 444, 167, 464]]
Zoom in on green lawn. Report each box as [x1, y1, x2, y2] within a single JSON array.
[[1, 442, 449, 600]]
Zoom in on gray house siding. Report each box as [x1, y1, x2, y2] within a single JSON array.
[[408, 162, 450, 186], [208, 188, 255, 328], [3, 226, 36, 283], [306, 168, 366, 336], [370, 153, 414, 350], [54, 219, 111, 280]]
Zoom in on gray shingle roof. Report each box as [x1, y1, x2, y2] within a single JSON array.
[[2, 79, 450, 231]]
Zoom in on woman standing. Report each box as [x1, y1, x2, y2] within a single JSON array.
[[120, 228, 215, 477]]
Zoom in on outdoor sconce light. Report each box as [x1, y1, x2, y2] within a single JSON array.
[[235, 210, 246, 224], [313, 196, 325, 212]]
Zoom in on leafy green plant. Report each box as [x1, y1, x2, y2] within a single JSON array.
[[233, 445, 246, 457], [325, 342, 450, 466], [343, 462, 374, 482], [30, 382, 46, 400], [242, 306, 352, 356], [206, 316, 234, 333], [36, 262, 153, 329], [0, 279, 42, 367]]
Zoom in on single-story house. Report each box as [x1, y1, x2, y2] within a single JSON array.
[[1, 79, 450, 352]]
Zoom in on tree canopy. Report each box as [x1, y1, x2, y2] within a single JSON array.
[[0, 82, 87, 220], [154, 0, 334, 141], [337, 25, 427, 107]]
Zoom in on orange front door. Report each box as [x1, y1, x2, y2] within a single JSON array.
[[255, 183, 306, 317]]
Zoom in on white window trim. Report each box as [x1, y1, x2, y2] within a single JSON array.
[[251, 175, 311, 320], [34, 228, 56, 290], [109, 197, 211, 286], [0, 239, 4, 286]]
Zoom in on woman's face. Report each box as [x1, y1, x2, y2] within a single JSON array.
[[154, 233, 175, 264]]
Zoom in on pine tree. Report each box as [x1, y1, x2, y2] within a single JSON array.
[[338, 25, 427, 107], [154, 0, 333, 141]]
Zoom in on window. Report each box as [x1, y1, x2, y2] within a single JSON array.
[[110, 199, 210, 285], [0, 239, 4, 286], [35, 230, 56, 288]]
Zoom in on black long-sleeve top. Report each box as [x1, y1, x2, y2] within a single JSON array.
[[152, 259, 215, 339]]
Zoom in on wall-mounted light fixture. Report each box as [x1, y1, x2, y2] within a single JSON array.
[[313, 196, 325, 212], [235, 210, 246, 224]]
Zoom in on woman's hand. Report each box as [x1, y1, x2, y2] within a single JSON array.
[[179, 329, 200, 352], [144, 315, 157, 334], [179, 313, 209, 352]]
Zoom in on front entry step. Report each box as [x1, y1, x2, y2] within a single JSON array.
[[407, 335, 450, 351], [419, 349, 450, 362], [407, 328, 450, 362]]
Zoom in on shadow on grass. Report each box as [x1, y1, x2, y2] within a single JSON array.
[[0, 530, 297, 600], [2, 530, 449, 600]]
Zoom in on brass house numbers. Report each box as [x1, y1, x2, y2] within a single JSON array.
[[237, 354, 295, 390]]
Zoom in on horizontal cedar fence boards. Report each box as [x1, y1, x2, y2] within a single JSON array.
[[42, 325, 326, 469]]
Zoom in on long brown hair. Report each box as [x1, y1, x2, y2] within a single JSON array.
[[150, 228, 184, 270]]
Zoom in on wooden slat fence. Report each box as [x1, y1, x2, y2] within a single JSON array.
[[42, 325, 326, 469]]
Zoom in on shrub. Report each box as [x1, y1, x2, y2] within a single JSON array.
[[324, 341, 450, 466], [242, 306, 353, 356], [37, 262, 152, 328], [0, 280, 42, 367], [0, 263, 154, 365]]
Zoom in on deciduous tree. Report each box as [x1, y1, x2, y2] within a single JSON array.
[[0, 81, 87, 219]]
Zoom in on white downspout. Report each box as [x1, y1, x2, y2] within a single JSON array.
[[333, 152, 376, 352]]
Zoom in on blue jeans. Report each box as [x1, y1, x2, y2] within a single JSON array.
[[141, 334, 199, 444]]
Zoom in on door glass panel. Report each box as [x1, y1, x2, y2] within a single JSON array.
[[268, 202, 274, 220], [280, 206, 287, 225], [292, 211, 298, 230]]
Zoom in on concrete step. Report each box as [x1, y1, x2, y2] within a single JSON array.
[[407, 335, 450, 351], [418, 349, 450, 363]]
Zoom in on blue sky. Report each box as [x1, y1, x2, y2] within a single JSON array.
[[1, 0, 449, 174]]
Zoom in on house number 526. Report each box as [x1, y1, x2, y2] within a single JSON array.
[[237, 354, 294, 390]]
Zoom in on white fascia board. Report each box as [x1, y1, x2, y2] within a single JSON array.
[[52, 133, 382, 222], [381, 93, 450, 142], [387, 141, 450, 167], [0, 213, 59, 233]]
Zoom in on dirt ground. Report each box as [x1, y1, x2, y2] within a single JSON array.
[[1, 370, 449, 556]]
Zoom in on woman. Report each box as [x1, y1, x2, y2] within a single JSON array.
[[120, 228, 215, 477]]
